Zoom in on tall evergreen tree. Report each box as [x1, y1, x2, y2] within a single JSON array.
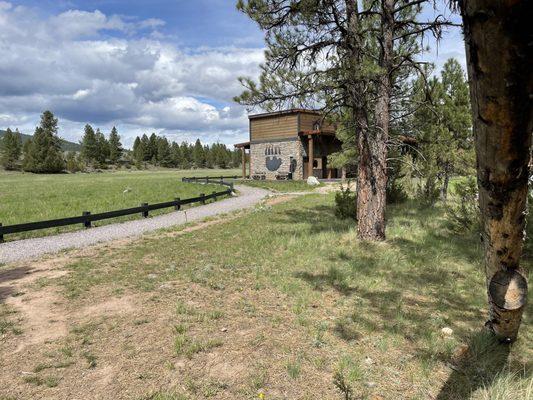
[[95, 129, 109, 165], [170, 141, 181, 168], [22, 111, 64, 173], [132, 136, 144, 162], [108, 126, 123, 164], [192, 139, 205, 168], [180, 142, 192, 169], [0, 128, 22, 170], [409, 59, 473, 204], [140, 134, 151, 162], [156, 136, 172, 167], [148, 133, 158, 162], [80, 124, 98, 164]]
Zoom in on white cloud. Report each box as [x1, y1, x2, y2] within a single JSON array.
[[0, 2, 262, 146], [0, 1, 465, 148]]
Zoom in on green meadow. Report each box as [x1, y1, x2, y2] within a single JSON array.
[[0, 169, 238, 240]]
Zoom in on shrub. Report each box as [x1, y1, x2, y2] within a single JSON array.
[[416, 176, 440, 206], [446, 176, 479, 233], [335, 183, 357, 220], [387, 179, 408, 204]]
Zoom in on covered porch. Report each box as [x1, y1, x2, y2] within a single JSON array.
[[299, 129, 343, 180], [234, 141, 251, 179]]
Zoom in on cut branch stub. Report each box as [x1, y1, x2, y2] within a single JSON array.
[[489, 269, 528, 311]]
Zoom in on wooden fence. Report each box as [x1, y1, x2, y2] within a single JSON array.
[[0, 176, 236, 242]]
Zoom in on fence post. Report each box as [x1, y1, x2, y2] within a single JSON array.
[[82, 211, 91, 228], [0, 223, 3, 243], [141, 203, 149, 218], [230, 182, 234, 192], [200, 193, 205, 205], [174, 197, 181, 211]]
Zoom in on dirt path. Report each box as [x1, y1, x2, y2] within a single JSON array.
[[0, 185, 269, 264]]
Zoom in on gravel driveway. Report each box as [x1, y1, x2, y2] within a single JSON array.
[[0, 185, 269, 264]]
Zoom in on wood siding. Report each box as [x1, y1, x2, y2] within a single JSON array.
[[250, 114, 299, 141], [299, 112, 321, 132], [299, 112, 335, 132]]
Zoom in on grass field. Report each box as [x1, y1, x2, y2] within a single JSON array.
[[0, 169, 239, 240], [239, 179, 322, 192], [0, 193, 530, 399]]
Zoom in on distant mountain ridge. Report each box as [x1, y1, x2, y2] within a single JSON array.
[[0, 129, 81, 152]]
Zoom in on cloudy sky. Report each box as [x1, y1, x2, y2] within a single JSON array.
[[0, 0, 465, 148]]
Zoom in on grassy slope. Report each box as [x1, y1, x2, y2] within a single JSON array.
[[3, 194, 529, 399], [0, 169, 239, 240]]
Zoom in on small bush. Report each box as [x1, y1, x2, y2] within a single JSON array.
[[416, 176, 440, 206], [387, 179, 408, 204], [335, 183, 357, 220], [447, 176, 479, 233]]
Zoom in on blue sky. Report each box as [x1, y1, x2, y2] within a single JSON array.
[[13, 0, 265, 47], [0, 1, 465, 147]]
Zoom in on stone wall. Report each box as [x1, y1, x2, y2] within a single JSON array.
[[250, 139, 305, 180]]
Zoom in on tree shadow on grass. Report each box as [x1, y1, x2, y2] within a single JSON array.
[[294, 268, 358, 296], [267, 205, 353, 236], [435, 330, 512, 400]]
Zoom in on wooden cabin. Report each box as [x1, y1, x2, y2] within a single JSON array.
[[235, 109, 342, 180]]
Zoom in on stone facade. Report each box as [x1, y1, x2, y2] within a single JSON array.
[[250, 139, 305, 180]]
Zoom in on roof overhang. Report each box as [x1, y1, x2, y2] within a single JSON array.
[[248, 109, 320, 120], [234, 141, 250, 149]]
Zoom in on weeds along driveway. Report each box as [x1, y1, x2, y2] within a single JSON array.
[[0, 185, 269, 264]]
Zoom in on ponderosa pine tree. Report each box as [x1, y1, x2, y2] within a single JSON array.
[[22, 111, 64, 173], [108, 127, 123, 164], [81, 124, 98, 165], [192, 139, 205, 168], [456, 0, 530, 341], [0, 128, 22, 170], [95, 129, 109, 165], [140, 134, 151, 162], [132, 136, 144, 162], [410, 59, 473, 203], [235, 0, 453, 240], [156, 136, 172, 167]]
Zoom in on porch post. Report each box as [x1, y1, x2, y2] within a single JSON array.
[[241, 147, 246, 179], [248, 149, 251, 177], [307, 135, 314, 179]]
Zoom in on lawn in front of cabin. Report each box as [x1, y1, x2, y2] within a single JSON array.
[[0, 192, 530, 399]]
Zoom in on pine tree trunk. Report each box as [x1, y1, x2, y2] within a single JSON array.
[[460, 0, 531, 341], [355, 0, 393, 241], [356, 131, 387, 240]]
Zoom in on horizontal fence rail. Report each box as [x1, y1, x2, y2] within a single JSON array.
[[0, 176, 237, 242]]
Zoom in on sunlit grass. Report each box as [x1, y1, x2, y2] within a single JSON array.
[[48, 193, 532, 399], [0, 168, 238, 240]]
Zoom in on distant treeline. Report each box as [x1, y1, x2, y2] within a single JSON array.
[[0, 110, 241, 173], [131, 134, 241, 169]]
